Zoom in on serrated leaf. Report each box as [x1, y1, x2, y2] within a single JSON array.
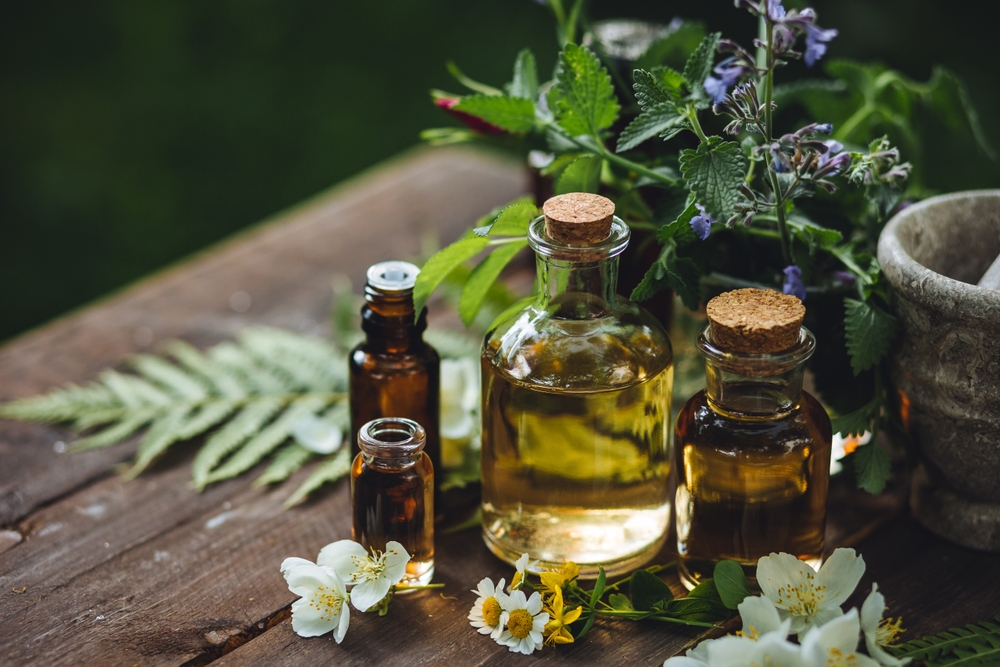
[[453, 94, 536, 134], [616, 103, 687, 153], [551, 43, 620, 137], [555, 155, 602, 194], [854, 442, 891, 494], [845, 298, 898, 375], [254, 443, 315, 488], [123, 404, 195, 480], [630, 569, 674, 611], [631, 261, 668, 303], [656, 199, 698, 246], [925, 67, 996, 160], [665, 256, 702, 310], [131, 355, 208, 400], [508, 48, 539, 100], [285, 448, 351, 508], [413, 235, 490, 315], [889, 615, 1000, 665], [167, 341, 247, 399], [69, 407, 161, 452], [682, 32, 721, 106], [832, 405, 872, 438], [459, 241, 528, 326], [100, 370, 170, 408], [474, 198, 538, 237], [632, 69, 674, 110], [192, 396, 285, 489], [608, 593, 633, 611], [713, 560, 752, 609], [680, 137, 747, 219], [787, 215, 843, 249]]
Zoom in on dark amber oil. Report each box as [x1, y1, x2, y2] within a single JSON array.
[[352, 418, 434, 585]]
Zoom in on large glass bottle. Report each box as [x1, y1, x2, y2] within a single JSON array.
[[349, 262, 441, 506], [480, 193, 674, 578], [674, 288, 832, 589]]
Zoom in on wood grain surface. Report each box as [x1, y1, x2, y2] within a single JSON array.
[[1, 147, 997, 667]]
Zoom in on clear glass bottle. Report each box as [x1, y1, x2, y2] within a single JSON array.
[[480, 193, 674, 578], [349, 261, 441, 509], [352, 417, 434, 586], [674, 289, 832, 589]]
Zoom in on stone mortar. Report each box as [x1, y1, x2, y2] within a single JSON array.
[[878, 190, 1000, 551]]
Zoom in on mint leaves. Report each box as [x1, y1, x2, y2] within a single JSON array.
[[550, 43, 620, 138], [453, 95, 535, 134], [680, 136, 747, 220], [844, 298, 898, 375], [682, 32, 721, 107]]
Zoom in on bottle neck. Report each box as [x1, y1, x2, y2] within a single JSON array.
[[358, 418, 426, 469], [361, 284, 427, 353], [699, 326, 815, 418], [528, 215, 629, 319]]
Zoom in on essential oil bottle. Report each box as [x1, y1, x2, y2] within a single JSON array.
[[674, 288, 832, 589], [352, 417, 434, 586], [349, 261, 441, 507], [480, 193, 675, 578]]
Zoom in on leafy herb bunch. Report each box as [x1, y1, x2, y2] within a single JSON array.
[[417, 0, 992, 495]]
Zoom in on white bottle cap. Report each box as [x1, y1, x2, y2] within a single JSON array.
[[366, 261, 420, 291]]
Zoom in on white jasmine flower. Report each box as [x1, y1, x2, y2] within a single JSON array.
[[509, 552, 538, 592], [737, 595, 786, 638], [440, 357, 480, 440], [757, 548, 866, 638], [280, 557, 350, 642], [663, 641, 711, 667], [468, 577, 507, 640], [497, 589, 548, 655], [800, 609, 880, 667], [318, 540, 410, 612], [861, 584, 910, 666]]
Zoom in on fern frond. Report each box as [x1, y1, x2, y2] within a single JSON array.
[[254, 443, 315, 488], [166, 341, 247, 398], [284, 448, 351, 508], [211, 342, 296, 394], [888, 615, 1000, 666], [131, 355, 209, 400], [70, 408, 161, 452], [191, 396, 285, 489], [123, 404, 195, 479], [0, 382, 118, 423]]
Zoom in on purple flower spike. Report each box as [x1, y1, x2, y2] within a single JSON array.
[[704, 58, 747, 104], [766, 0, 786, 21], [804, 24, 838, 66], [770, 144, 791, 173], [690, 204, 716, 241], [833, 270, 856, 286], [782, 265, 807, 301]]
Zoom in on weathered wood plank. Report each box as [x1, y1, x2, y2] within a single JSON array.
[[0, 146, 527, 526]]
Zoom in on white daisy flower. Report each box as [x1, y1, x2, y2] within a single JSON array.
[[861, 584, 910, 666], [280, 557, 350, 643], [757, 548, 866, 639], [497, 589, 548, 655], [509, 552, 538, 592], [800, 609, 880, 667], [318, 540, 410, 612], [468, 577, 507, 640]]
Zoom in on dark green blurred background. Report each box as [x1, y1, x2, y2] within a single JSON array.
[[2, 0, 997, 341]]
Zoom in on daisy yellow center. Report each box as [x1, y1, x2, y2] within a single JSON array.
[[507, 609, 533, 639], [481, 597, 501, 626], [773, 571, 826, 616], [307, 585, 344, 623]]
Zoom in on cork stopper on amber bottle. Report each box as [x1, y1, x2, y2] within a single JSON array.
[[543, 193, 615, 244], [706, 288, 805, 354]]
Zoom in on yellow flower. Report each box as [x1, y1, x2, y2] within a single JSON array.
[[539, 561, 580, 595], [542, 584, 582, 646]]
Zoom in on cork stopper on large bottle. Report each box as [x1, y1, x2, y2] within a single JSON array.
[[706, 288, 805, 354], [543, 193, 615, 244]]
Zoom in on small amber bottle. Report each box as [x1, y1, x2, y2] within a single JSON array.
[[349, 261, 441, 506], [674, 289, 832, 589], [352, 417, 434, 585]]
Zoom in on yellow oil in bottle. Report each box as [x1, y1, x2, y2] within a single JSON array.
[[481, 343, 674, 578]]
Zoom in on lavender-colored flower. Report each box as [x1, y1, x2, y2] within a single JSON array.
[[833, 271, 856, 286], [770, 144, 792, 173], [814, 123, 833, 135], [704, 58, 748, 104], [690, 204, 716, 241], [766, 0, 786, 21], [782, 265, 807, 300], [816, 141, 850, 178], [804, 24, 838, 66]]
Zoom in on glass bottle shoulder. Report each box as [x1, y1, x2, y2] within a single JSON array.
[[483, 296, 673, 390], [349, 340, 440, 373]]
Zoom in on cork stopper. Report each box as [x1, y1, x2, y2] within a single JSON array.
[[543, 193, 615, 244], [706, 288, 805, 354]]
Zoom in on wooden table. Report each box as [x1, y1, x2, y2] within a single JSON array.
[[1, 147, 998, 666]]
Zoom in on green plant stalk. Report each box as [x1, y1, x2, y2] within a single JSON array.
[[762, 20, 792, 265], [544, 122, 678, 186], [686, 105, 709, 143]]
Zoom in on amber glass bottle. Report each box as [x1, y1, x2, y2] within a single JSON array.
[[674, 289, 832, 589], [349, 262, 441, 506], [481, 193, 674, 579], [352, 417, 434, 585]]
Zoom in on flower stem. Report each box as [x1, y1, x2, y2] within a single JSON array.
[[601, 148, 679, 186], [602, 562, 675, 594], [762, 19, 792, 265], [686, 106, 709, 143]]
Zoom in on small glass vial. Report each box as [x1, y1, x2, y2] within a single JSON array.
[[481, 193, 674, 578], [674, 288, 832, 589], [352, 417, 434, 586], [349, 261, 441, 507]]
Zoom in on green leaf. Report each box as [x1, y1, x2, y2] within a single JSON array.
[[192, 396, 285, 489], [608, 593, 634, 611], [459, 241, 528, 326], [713, 560, 752, 610], [656, 199, 698, 246], [889, 615, 1000, 665], [630, 569, 674, 611], [555, 155, 602, 194], [446, 61, 504, 96], [69, 407, 160, 452], [474, 198, 537, 237], [663, 597, 731, 622], [285, 448, 351, 508], [925, 67, 996, 160], [631, 256, 669, 303], [665, 256, 702, 311], [486, 295, 535, 334], [589, 567, 607, 608], [616, 103, 688, 153], [632, 69, 675, 110], [123, 404, 195, 480], [832, 405, 873, 438], [551, 43, 620, 137], [508, 49, 539, 100], [844, 298, 898, 375], [682, 32, 721, 106], [131, 355, 208, 400], [787, 215, 843, 249], [687, 579, 722, 602], [453, 95, 536, 133], [254, 442, 315, 487], [575, 612, 597, 641], [854, 443, 891, 494], [413, 235, 490, 315], [680, 137, 747, 220]]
